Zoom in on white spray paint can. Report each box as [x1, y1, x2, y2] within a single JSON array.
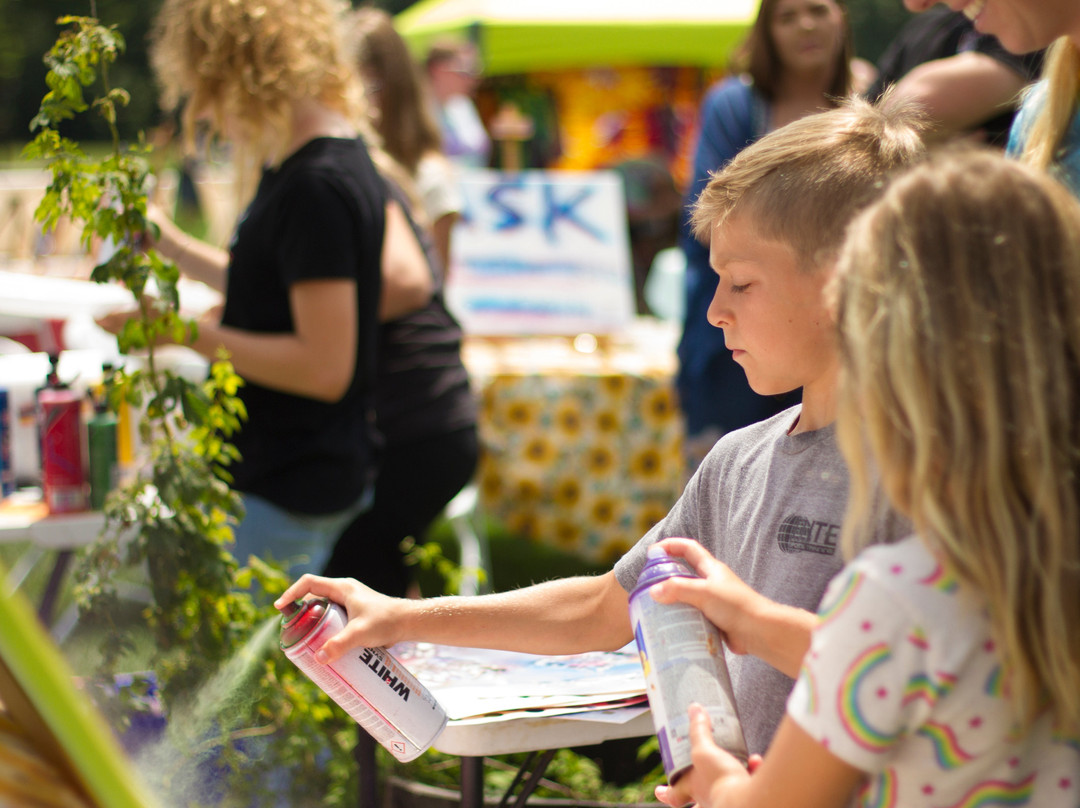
[[279, 597, 447, 762], [629, 545, 747, 782]]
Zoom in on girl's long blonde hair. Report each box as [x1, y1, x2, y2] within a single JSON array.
[[834, 149, 1080, 733], [1017, 37, 1080, 176]]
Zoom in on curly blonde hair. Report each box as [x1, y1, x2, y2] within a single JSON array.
[[834, 148, 1080, 733], [150, 0, 365, 168]]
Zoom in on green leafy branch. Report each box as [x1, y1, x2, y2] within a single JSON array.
[[25, 15, 361, 806]]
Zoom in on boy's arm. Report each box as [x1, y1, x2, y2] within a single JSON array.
[[274, 570, 634, 662], [649, 537, 818, 679]]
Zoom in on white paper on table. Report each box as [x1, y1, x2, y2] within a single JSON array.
[[446, 699, 649, 726], [558, 705, 650, 724], [430, 689, 646, 721], [392, 642, 647, 721]]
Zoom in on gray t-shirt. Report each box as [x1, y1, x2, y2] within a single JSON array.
[[614, 405, 908, 754]]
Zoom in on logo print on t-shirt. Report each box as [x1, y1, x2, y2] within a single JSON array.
[[777, 515, 840, 555]]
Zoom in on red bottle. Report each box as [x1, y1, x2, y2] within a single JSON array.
[[39, 387, 87, 513]]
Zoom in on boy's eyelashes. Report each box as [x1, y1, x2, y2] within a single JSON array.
[[712, 266, 752, 294]]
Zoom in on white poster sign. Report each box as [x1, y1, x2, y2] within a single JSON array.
[[445, 169, 636, 336]]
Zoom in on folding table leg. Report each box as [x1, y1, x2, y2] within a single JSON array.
[[460, 756, 484, 808], [37, 549, 73, 626], [356, 730, 379, 808], [497, 749, 557, 808]]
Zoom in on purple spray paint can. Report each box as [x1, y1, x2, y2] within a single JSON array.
[[629, 545, 747, 782]]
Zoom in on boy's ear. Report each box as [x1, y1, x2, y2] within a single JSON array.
[[823, 270, 843, 322]]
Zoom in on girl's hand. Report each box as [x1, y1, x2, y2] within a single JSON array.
[[199, 302, 224, 325], [95, 294, 194, 348], [658, 712, 866, 808], [655, 704, 751, 808]]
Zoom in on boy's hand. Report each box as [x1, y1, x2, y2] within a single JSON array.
[[651, 537, 818, 678], [274, 574, 410, 663], [648, 537, 763, 656], [655, 704, 751, 808]]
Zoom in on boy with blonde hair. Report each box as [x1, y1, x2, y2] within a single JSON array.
[[277, 96, 926, 755]]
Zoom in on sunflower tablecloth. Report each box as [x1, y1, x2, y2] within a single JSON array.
[[464, 320, 685, 565]]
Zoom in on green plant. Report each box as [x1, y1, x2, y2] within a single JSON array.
[[403, 534, 488, 596], [25, 14, 358, 806]]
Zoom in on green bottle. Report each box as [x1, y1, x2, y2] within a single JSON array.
[[87, 403, 118, 510]]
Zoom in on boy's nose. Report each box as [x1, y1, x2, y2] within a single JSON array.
[[902, 0, 937, 12], [707, 296, 731, 329]]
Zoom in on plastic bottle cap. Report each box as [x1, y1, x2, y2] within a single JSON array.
[[646, 545, 668, 560]]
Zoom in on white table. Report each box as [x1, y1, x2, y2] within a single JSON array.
[[356, 704, 654, 808], [436, 707, 654, 757], [442, 708, 654, 808], [364, 644, 655, 808]]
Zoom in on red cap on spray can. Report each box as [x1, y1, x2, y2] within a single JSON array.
[[280, 597, 330, 650]]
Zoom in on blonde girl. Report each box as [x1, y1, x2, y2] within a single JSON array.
[[656, 149, 1080, 808]]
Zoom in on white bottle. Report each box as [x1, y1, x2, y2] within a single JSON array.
[[280, 597, 447, 762]]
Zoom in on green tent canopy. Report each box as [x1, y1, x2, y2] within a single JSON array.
[[394, 0, 761, 76]]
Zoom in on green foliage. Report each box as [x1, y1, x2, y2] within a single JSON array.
[[26, 15, 359, 806], [403, 535, 487, 596]]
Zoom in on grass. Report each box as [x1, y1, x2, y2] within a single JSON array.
[[416, 514, 608, 596]]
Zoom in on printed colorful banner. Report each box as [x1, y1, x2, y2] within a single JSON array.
[[446, 169, 636, 336]]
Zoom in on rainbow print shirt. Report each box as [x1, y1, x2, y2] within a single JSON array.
[[788, 536, 1079, 807]]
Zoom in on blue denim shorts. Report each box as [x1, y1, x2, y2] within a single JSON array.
[[230, 487, 373, 579]]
